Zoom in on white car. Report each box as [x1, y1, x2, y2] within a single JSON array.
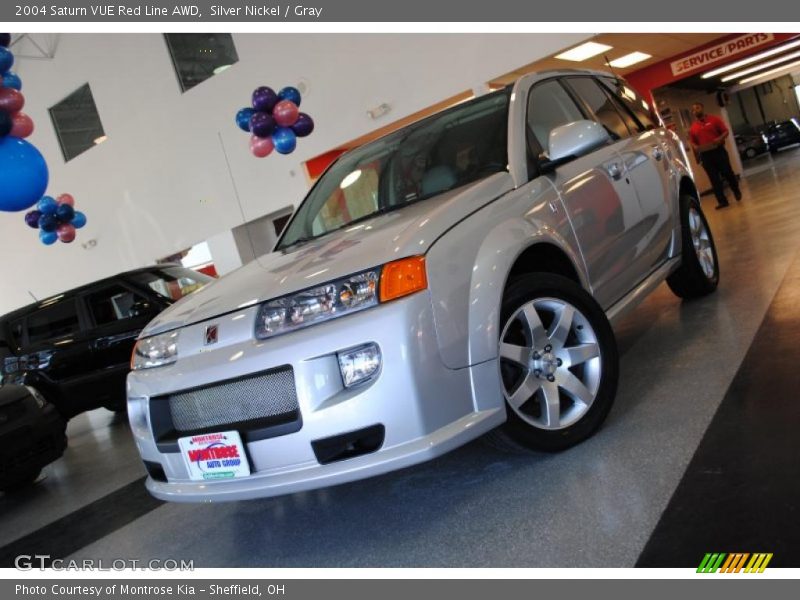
[[127, 69, 718, 501]]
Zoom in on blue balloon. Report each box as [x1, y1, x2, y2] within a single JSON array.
[[278, 86, 302, 107], [38, 213, 58, 233], [39, 229, 58, 245], [72, 211, 87, 229], [0, 47, 13, 73], [0, 137, 49, 212], [2, 71, 21, 90], [235, 107, 255, 132], [37, 196, 58, 215], [56, 203, 75, 222], [272, 127, 297, 154]]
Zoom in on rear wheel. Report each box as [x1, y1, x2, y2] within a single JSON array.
[[486, 274, 619, 452], [667, 194, 719, 299]]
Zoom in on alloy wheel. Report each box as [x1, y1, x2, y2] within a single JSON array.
[[499, 297, 602, 431], [689, 206, 715, 280]]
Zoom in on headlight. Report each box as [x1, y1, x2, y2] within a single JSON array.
[[131, 331, 179, 370], [255, 256, 427, 340], [255, 269, 380, 340]]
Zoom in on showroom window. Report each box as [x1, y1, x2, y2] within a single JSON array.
[[563, 77, 632, 141], [49, 84, 107, 162], [86, 285, 151, 325], [129, 267, 211, 302], [526, 79, 586, 154], [164, 33, 239, 92], [26, 301, 81, 344]]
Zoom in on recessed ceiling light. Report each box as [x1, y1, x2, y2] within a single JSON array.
[[702, 38, 800, 79], [555, 42, 613, 62], [739, 58, 800, 85], [608, 52, 652, 68], [722, 49, 800, 82]]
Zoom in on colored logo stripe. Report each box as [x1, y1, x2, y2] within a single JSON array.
[[697, 553, 773, 573]]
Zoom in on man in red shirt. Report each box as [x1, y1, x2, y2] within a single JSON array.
[[689, 102, 742, 209]]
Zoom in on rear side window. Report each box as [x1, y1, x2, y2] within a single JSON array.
[[26, 300, 80, 344], [599, 77, 657, 131], [564, 77, 631, 141], [87, 285, 151, 325], [526, 79, 585, 155]]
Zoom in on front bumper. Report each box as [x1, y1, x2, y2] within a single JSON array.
[[128, 291, 505, 502]]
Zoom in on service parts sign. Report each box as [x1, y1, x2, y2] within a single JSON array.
[[178, 431, 251, 480], [670, 33, 775, 77]]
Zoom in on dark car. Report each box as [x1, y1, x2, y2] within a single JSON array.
[[0, 384, 66, 491], [735, 133, 768, 160], [0, 265, 212, 419], [763, 118, 800, 153]]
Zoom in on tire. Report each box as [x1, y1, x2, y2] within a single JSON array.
[[667, 194, 719, 300], [486, 273, 619, 452], [745, 148, 757, 159], [0, 468, 42, 493]]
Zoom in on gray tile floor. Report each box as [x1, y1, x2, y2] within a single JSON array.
[[5, 146, 800, 567]]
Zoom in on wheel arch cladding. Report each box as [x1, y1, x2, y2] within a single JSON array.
[[426, 215, 586, 370]]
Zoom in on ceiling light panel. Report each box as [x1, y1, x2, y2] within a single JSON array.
[[702, 38, 800, 79], [739, 58, 800, 84], [608, 52, 652, 68], [721, 49, 800, 82], [555, 42, 613, 62]]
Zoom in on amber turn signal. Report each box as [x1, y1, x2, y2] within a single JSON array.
[[380, 256, 428, 302]]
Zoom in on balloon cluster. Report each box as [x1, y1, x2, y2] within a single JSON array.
[[25, 193, 88, 245], [0, 32, 49, 213], [235, 85, 314, 158]]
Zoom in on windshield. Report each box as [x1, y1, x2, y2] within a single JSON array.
[[277, 89, 510, 250]]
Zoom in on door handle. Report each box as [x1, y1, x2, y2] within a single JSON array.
[[652, 145, 664, 161], [606, 162, 623, 180]]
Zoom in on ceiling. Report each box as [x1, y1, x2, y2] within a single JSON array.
[[489, 33, 725, 86]]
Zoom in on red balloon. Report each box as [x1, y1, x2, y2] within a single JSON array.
[[250, 135, 274, 158], [0, 88, 24, 113], [272, 100, 299, 127], [57, 223, 76, 243], [57, 193, 75, 207], [10, 112, 33, 138]]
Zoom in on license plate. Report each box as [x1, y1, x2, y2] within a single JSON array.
[[178, 430, 251, 481]]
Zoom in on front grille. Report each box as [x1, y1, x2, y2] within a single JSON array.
[[166, 366, 298, 433]]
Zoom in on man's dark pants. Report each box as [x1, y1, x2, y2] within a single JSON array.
[[700, 146, 740, 206]]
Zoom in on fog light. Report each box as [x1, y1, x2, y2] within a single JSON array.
[[337, 343, 381, 388], [127, 397, 149, 438]]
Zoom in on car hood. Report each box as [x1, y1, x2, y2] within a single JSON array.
[[0, 384, 30, 407], [141, 172, 514, 337]]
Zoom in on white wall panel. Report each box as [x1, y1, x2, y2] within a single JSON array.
[[1, 33, 589, 314]]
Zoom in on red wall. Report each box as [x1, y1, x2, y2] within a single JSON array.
[[626, 33, 800, 102]]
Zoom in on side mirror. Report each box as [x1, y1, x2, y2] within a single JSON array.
[[544, 120, 612, 169]]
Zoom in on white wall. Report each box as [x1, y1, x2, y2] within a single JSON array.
[[1, 33, 589, 314]]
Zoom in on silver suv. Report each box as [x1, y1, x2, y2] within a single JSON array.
[[128, 69, 718, 502]]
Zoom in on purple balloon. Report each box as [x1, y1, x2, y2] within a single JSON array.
[[25, 209, 42, 228], [252, 86, 278, 112], [250, 111, 276, 138], [292, 113, 315, 137]]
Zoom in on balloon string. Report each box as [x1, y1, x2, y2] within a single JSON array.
[[217, 131, 258, 266]]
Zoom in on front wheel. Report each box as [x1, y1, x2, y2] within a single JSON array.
[[667, 194, 719, 299], [486, 274, 619, 452]]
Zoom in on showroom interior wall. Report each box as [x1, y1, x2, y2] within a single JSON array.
[[1, 32, 590, 314]]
